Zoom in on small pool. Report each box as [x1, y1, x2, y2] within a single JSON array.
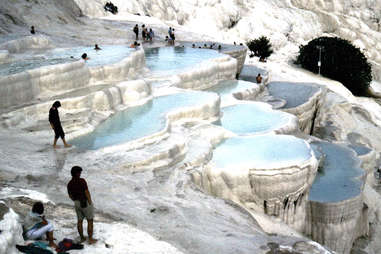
[[238, 65, 266, 83], [309, 141, 365, 203], [145, 47, 224, 75], [0, 45, 134, 76], [206, 80, 256, 102], [217, 103, 294, 135], [267, 82, 320, 109], [212, 135, 313, 169], [71, 91, 218, 150]]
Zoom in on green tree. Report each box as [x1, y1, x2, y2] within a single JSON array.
[[296, 37, 372, 96], [246, 36, 273, 60]]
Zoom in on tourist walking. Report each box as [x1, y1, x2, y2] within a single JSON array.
[[49, 101, 71, 149], [67, 166, 97, 244]]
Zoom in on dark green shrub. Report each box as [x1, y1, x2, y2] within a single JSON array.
[[296, 36, 372, 96], [246, 36, 273, 60]]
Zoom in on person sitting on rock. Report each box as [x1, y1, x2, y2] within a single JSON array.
[[22, 202, 58, 248], [94, 44, 101, 50], [256, 73, 263, 84], [30, 26, 35, 35]]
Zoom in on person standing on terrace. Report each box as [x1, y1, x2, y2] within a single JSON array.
[[67, 166, 97, 244], [49, 101, 71, 148], [133, 24, 139, 40]]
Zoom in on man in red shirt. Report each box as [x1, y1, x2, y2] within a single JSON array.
[[67, 166, 97, 244]]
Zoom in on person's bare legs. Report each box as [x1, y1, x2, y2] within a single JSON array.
[[53, 137, 58, 149], [62, 138, 72, 148], [46, 231, 58, 248], [87, 219, 97, 244], [77, 219, 86, 242]]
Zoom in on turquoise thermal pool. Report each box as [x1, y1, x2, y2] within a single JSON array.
[[309, 141, 365, 203], [217, 103, 293, 135], [0, 45, 134, 76], [206, 79, 255, 101], [211, 135, 312, 169], [72, 91, 218, 150], [48, 45, 134, 67], [144, 46, 224, 74], [0, 57, 76, 76]]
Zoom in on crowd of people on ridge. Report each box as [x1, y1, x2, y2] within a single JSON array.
[[104, 1, 118, 14]]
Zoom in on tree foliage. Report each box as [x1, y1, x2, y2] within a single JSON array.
[[246, 36, 273, 60], [296, 36, 372, 96]]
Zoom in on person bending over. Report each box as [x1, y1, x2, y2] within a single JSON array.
[[49, 101, 71, 148], [22, 202, 58, 248]]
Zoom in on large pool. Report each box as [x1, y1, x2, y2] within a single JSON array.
[[309, 141, 365, 203], [145, 47, 224, 75], [217, 103, 294, 135], [71, 91, 218, 150], [0, 45, 134, 76], [212, 135, 313, 170]]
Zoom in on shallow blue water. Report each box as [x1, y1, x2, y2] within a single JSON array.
[[0, 45, 134, 76], [71, 91, 217, 150], [217, 104, 292, 135], [212, 135, 312, 169], [206, 80, 255, 101], [309, 141, 364, 203], [0, 57, 76, 76], [48, 45, 134, 67], [145, 47, 224, 74]]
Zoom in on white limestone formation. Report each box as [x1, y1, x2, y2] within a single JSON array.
[[306, 141, 367, 254], [195, 135, 318, 232], [173, 55, 237, 90], [0, 48, 145, 109], [0, 203, 23, 254], [0, 35, 52, 53]]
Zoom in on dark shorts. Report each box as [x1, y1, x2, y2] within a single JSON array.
[[53, 125, 65, 139]]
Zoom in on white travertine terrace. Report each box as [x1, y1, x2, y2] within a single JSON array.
[[0, 35, 52, 53], [307, 141, 367, 254], [173, 55, 237, 90], [0, 48, 145, 109], [195, 135, 318, 232], [266, 82, 326, 134], [0, 38, 365, 254]]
